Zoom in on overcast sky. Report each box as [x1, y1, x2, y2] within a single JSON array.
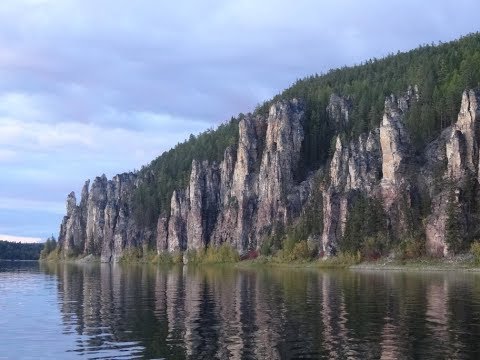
[[0, 0, 478, 243]]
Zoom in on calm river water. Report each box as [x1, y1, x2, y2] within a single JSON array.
[[1, 261, 480, 359]]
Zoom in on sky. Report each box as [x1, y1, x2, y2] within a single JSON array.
[[0, 0, 478, 243]]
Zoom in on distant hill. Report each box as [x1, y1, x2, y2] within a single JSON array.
[[0, 240, 44, 260]]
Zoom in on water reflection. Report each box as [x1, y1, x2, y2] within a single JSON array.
[[39, 263, 480, 359]]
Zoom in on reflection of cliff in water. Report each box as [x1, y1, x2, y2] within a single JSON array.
[[40, 263, 480, 359]]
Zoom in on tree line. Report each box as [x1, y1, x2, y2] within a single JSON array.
[[0, 240, 44, 260]]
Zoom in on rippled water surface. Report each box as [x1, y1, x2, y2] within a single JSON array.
[[2, 262, 480, 359]]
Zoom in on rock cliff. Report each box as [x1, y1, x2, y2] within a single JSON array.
[[425, 89, 480, 255], [58, 173, 151, 262], [58, 99, 311, 260], [57, 88, 480, 261]]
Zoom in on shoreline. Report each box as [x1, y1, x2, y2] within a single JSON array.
[[236, 256, 480, 272], [349, 264, 480, 272], [37, 255, 480, 272]]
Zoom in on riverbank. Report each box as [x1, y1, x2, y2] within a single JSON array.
[[233, 253, 480, 272], [40, 251, 480, 272], [350, 256, 480, 272]]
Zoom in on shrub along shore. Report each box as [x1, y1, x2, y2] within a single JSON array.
[[39, 241, 480, 271]]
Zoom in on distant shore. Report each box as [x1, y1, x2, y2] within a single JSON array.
[[0, 259, 39, 262]]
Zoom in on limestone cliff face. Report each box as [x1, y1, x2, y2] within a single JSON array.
[[58, 99, 309, 260], [255, 99, 305, 240], [167, 190, 188, 252], [320, 88, 480, 257], [380, 94, 412, 186], [158, 99, 308, 253], [58, 192, 83, 255], [425, 89, 480, 255], [321, 130, 382, 255], [320, 88, 418, 255], [58, 173, 148, 262], [57, 88, 480, 261]]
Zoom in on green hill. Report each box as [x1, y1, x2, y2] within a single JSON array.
[[134, 32, 480, 229]]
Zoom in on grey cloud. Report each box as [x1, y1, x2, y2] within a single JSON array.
[[0, 0, 479, 238]]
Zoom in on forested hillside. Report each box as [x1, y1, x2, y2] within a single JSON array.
[[269, 33, 480, 166], [133, 119, 239, 227], [133, 33, 480, 228], [55, 32, 480, 262]]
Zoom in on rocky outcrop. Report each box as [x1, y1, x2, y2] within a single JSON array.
[[57, 87, 480, 261], [57, 99, 310, 260], [58, 172, 147, 262], [156, 216, 168, 253], [167, 190, 188, 252], [168, 99, 308, 253], [380, 95, 412, 186], [446, 130, 467, 180], [456, 90, 480, 175], [255, 99, 305, 240], [186, 160, 221, 250], [321, 130, 382, 255], [84, 175, 108, 255], [425, 192, 450, 256], [58, 192, 83, 255], [100, 173, 141, 262], [445, 90, 480, 179], [425, 89, 480, 255], [319, 88, 480, 257], [320, 87, 419, 255]]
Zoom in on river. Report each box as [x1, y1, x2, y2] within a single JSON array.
[[1, 261, 480, 359]]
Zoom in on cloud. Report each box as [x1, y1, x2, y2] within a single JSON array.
[[0, 234, 42, 243], [0, 197, 64, 214], [0, 0, 479, 239], [0, 149, 16, 162]]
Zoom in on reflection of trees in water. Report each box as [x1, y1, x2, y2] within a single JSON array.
[[39, 262, 480, 359]]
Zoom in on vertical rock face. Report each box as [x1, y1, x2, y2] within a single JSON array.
[[321, 193, 346, 255], [57, 87, 480, 260], [445, 90, 480, 179], [425, 89, 480, 255], [321, 130, 382, 255], [380, 94, 412, 186], [187, 161, 205, 250], [58, 172, 141, 262], [156, 216, 169, 253], [425, 192, 450, 256], [321, 86, 419, 255], [80, 180, 89, 232], [170, 99, 307, 253], [255, 99, 305, 241], [329, 131, 382, 193], [57, 97, 309, 260], [58, 192, 83, 255], [188, 160, 221, 249], [456, 90, 480, 174], [378, 90, 418, 238], [446, 130, 467, 180], [58, 180, 90, 256], [168, 190, 188, 252], [207, 114, 267, 251], [102, 173, 140, 262], [85, 175, 108, 255]]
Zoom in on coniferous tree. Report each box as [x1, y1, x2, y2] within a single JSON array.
[[445, 188, 463, 254]]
